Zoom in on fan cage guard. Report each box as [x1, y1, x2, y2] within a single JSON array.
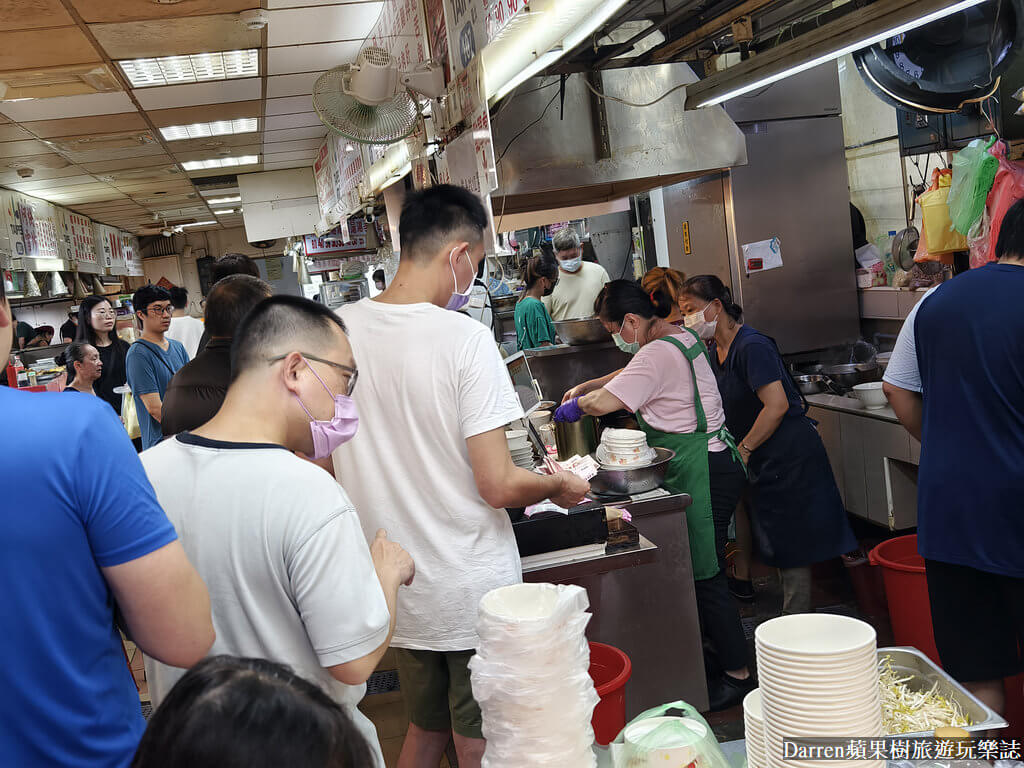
[[313, 68, 419, 145]]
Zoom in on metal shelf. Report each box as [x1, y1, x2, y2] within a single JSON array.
[[9, 296, 76, 308]]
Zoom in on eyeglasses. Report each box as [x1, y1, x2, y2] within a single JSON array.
[[92, 309, 116, 318], [268, 353, 358, 396], [146, 304, 173, 317]]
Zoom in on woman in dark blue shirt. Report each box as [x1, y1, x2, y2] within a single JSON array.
[[681, 275, 855, 613]]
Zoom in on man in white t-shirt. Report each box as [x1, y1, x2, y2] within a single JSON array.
[[166, 286, 205, 359], [542, 228, 611, 320], [333, 185, 589, 768], [141, 295, 414, 768]]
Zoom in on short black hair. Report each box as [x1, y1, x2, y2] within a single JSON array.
[[996, 198, 1024, 260], [594, 279, 670, 323], [130, 656, 373, 768], [133, 285, 171, 317], [399, 184, 487, 261], [205, 274, 272, 338], [212, 253, 261, 283], [372, 269, 385, 284], [168, 286, 188, 309], [231, 295, 347, 381]]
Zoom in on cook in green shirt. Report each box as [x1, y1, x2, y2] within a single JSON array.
[[515, 253, 560, 350]]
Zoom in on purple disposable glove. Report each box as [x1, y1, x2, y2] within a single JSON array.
[[554, 397, 584, 423]]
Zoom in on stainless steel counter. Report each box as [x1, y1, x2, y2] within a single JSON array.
[[525, 342, 632, 404], [804, 393, 899, 424], [523, 492, 709, 714]]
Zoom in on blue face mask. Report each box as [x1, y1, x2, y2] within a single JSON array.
[[559, 256, 582, 273], [445, 247, 474, 311]]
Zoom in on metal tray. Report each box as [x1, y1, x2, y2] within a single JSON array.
[[878, 646, 1008, 736]]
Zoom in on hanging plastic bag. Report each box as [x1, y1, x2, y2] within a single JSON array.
[[968, 207, 992, 269], [947, 136, 999, 235], [121, 388, 141, 440], [608, 701, 733, 768], [916, 168, 967, 260], [985, 140, 1024, 263]]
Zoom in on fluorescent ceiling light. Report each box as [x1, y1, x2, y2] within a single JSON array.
[[181, 155, 259, 171], [696, 0, 988, 107], [181, 221, 216, 227], [119, 49, 259, 88], [562, 0, 630, 51], [213, 209, 236, 215], [160, 118, 258, 141], [492, 47, 565, 102], [206, 195, 241, 205]]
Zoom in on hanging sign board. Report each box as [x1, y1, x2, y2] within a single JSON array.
[[444, 0, 526, 76]]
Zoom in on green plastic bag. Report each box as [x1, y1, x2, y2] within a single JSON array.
[[608, 701, 735, 768], [948, 136, 999, 235]]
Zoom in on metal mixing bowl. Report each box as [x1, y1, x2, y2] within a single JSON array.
[[589, 446, 676, 496], [554, 318, 611, 345]]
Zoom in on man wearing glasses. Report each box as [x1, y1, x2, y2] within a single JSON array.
[[126, 285, 190, 449], [140, 295, 412, 768]]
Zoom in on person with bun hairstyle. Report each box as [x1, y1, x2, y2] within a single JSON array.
[[681, 275, 855, 614], [77, 295, 132, 415], [60, 342, 103, 395], [555, 279, 752, 710], [641, 267, 688, 326], [514, 253, 559, 350]]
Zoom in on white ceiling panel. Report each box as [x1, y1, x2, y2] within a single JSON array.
[[133, 78, 263, 111], [7, 175, 98, 191], [267, 4, 383, 46], [265, 95, 315, 115], [263, 126, 328, 143], [262, 138, 324, 153], [267, 0, 371, 7], [267, 72, 324, 98], [0, 92, 136, 122], [261, 160, 315, 170], [263, 150, 318, 163], [265, 112, 324, 130], [268, 41, 362, 75]]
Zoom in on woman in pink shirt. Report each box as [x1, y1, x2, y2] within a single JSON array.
[[555, 280, 752, 710]]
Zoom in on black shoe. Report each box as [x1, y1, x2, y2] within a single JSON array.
[[707, 672, 756, 712], [729, 577, 756, 602]]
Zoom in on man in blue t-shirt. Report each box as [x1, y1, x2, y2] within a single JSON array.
[[0, 276, 214, 766], [126, 285, 190, 449], [884, 199, 1024, 715]]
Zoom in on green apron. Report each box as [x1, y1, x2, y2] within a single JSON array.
[[635, 331, 744, 582]]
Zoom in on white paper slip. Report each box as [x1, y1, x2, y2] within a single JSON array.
[[743, 237, 784, 274]]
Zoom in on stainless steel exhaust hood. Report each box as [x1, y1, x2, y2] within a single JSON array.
[[490, 63, 747, 214]]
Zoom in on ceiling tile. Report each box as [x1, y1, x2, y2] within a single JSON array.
[[261, 159, 315, 170], [0, 27, 101, 71], [0, 164, 81, 186], [0, 92, 135, 122], [0, 139, 53, 158], [263, 126, 327, 143], [268, 41, 362, 75], [262, 138, 323, 153], [20, 113, 146, 139], [262, 149, 317, 163], [90, 14, 261, 59], [265, 95, 314, 116], [267, 0, 359, 7], [172, 143, 260, 162], [267, 71, 323, 99], [7, 174, 98, 191], [146, 100, 261, 127], [0, 152, 73, 171], [61, 143, 168, 164], [133, 77, 261, 110], [164, 133, 263, 153], [0, 0, 75, 31], [265, 112, 324, 131], [0, 124, 33, 141], [82, 155, 174, 172], [69, 0, 255, 24], [267, 4, 382, 46]]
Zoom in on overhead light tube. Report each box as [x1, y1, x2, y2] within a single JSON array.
[[696, 0, 989, 107], [491, 48, 565, 102]]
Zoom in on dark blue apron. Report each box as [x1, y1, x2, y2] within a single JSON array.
[[712, 329, 856, 568]]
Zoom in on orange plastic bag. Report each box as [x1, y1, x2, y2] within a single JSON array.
[[914, 168, 966, 262], [984, 141, 1024, 264]]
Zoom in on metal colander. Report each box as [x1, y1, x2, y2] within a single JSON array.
[[312, 66, 418, 145]]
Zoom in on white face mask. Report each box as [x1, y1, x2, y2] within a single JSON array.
[[684, 302, 718, 340], [559, 256, 582, 273]]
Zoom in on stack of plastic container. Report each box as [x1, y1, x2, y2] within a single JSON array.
[[469, 583, 599, 768]]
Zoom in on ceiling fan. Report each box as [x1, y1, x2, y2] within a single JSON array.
[[312, 46, 444, 145]]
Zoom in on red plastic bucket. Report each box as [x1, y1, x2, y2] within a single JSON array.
[[868, 535, 940, 663], [588, 641, 632, 745]]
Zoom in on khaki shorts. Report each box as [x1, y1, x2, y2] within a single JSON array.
[[394, 648, 482, 739]]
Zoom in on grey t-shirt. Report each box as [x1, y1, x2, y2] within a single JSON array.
[[141, 433, 390, 766]]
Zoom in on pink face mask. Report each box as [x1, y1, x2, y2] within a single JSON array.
[[294, 358, 359, 459]]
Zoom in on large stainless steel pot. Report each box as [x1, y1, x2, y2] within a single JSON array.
[[589, 447, 676, 496], [554, 415, 598, 460], [554, 318, 611, 346], [800, 362, 879, 390], [490, 293, 519, 313]]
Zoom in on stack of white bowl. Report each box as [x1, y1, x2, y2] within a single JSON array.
[[506, 429, 535, 469], [743, 689, 766, 768], [755, 614, 882, 768]]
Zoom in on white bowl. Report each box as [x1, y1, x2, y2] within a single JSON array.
[[755, 614, 876, 656], [756, 640, 877, 664], [852, 381, 888, 409], [756, 657, 878, 681], [743, 689, 763, 721]]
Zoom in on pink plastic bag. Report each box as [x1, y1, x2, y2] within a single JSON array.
[[985, 141, 1024, 264]]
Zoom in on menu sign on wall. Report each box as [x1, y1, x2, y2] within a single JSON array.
[[444, 0, 526, 76], [66, 211, 101, 273], [313, 139, 337, 221]]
